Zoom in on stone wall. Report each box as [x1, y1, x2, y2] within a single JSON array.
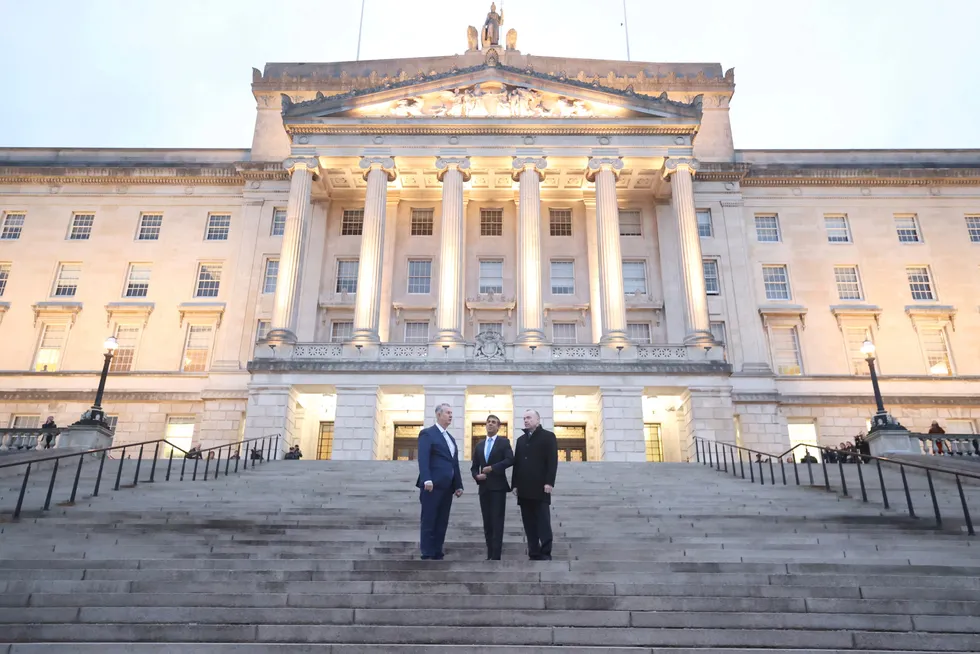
[[733, 401, 788, 455], [598, 386, 645, 462], [332, 385, 381, 461], [678, 387, 737, 460]]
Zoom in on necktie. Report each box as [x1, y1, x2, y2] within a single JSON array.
[[485, 437, 494, 462]]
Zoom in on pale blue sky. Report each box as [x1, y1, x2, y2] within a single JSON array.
[[0, 0, 977, 151]]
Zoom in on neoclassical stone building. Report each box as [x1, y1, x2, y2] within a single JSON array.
[[1, 17, 978, 461]]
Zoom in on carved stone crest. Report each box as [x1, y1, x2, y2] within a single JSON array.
[[474, 330, 505, 361]]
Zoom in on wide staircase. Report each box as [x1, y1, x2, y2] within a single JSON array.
[[2, 460, 980, 652]]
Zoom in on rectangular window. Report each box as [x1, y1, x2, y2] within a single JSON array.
[[762, 265, 790, 300], [906, 266, 935, 301], [205, 214, 231, 241], [109, 324, 140, 372], [137, 213, 162, 240], [68, 213, 95, 240], [407, 259, 432, 294], [920, 327, 952, 376], [755, 214, 781, 242], [256, 319, 271, 343], [263, 259, 279, 294], [627, 322, 652, 344], [710, 321, 727, 349], [622, 261, 647, 294], [703, 259, 720, 295], [480, 208, 503, 236], [552, 322, 577, 344], [271, 208, 287, 236], [696, 209, 713, 238], [645, 423, 663, 463], [124, 264, 151, 298], [411, 208, 434, 236], [53, 263, 81, 297], [336, 260, 359, 294], [478, 322, 502, 335], [844, 327, 872, 376], [342, 209, 364, 236], [165, 416, 195, 454], [11, 415, 40, 429], [824, 215, 852, 243], [330, 320, 354, 343], [966, 215, 980, 243], [105, 416, 118, 433], [182, 325, 213, 372], [404, 321, 429, 343], [1, 212, 25, 240], [834, 265, 863, 301], [479, 259, 503, 294], [550, 260, 574, 295], [34, 323, 67, 372], [549, 209, 572, 236], [770, 326, 802, 375], [195, 263, 222, 298], [618, 210, 642, 236], [0, 263, 9, 296], [895, 215, 921, 243]]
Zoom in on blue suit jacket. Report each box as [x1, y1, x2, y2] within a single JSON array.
[[415, 424, 464, 492]]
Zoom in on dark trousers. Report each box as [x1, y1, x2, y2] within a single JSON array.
[[419, 487, 454, 558], [479, 491, 507, 560], [519, 500, 552, 560]]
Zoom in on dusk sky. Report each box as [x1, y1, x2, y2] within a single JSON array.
[[1, 0, 977, 151]]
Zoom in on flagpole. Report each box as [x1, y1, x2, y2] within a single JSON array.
[[623, 0, 631, 61], [356, 0, 366, 61]]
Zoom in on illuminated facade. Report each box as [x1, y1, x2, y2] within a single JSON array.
[[1, 19, 979, 460]]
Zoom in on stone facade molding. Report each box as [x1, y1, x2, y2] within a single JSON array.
[[248, 359, 731, 375], [511, 156, 547, 181], [585, 157, 624, 182], [0, 162, 289, 187], [698, 162, 980, 187], [434, 156, 472, 181], [358, 157, 397, 181]]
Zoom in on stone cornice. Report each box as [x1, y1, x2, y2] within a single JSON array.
[[286, 124, 696, 136], [248, 359, 732, 375], [0, 162, 288, 187], [734, 392, 980, 407], [697, 162, 980, 187]]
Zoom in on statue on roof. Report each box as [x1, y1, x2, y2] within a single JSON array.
[[481, 2, 504, 49]]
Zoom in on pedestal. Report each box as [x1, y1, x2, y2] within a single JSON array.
[[58, 425, 114, 450], [866, 428, 915, 457]]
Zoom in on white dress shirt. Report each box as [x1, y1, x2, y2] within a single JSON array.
[[423, 424, 455, 486]]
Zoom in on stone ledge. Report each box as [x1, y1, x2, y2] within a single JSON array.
[[247, 360, 731, 375]]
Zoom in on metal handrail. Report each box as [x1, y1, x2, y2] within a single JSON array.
[[2, 433, 281, 520], [694, 436, 978, 536]]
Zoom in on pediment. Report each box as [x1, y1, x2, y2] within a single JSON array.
[[281, 63, 702, 124]]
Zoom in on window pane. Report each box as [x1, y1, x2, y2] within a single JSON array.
[[771, 326, 802, 375], [138, 214, 162, 240], [165, 416, 195, 454], [256, 319, 271, 342], [627, 322, 651, 344], [550, 260, 574, 295], [844, 327, 872, 376], [11, 415, 40, 429], [271, 208, 287, 236], [478, 322, 502, 334], [125, 264, 151, 298], [35, 324, 66, 372], [411, 208, 433, 236], [618, 210, 641, 236], [263, 260, 279, 294], [696, 209, 712, 238], [480, 209, 503, 236], [622, 261, 647, 294], [549, 209, 572, 236], [710, 321, 727, 360], [404, 321, 429, 343], [762, 265, 790, 300], [755, 215, 780, 242], [895, 216, 921, 243], [0, 263, 10, 296], [552, 322, 577, 344], [479, 260, 503, 294], [342, 209, 364, 236], [54, 264, 81, 297], [206, 214, 231, 240], [920, 328, 951, 375], [966, 216, 980, 243], [825, 215, 851, 243], [407, 259, 432, 294], [1, 213, 25, 240], [336, 260, 359, 294], [834, 266, 862, 300], [182, 325, 212, 372], [69, 213, 94, 240], [196, 264, 222, 297], [645, 423, 663, 462], [109, 324, 140, 372], [906, 266, 934, 300], [330, 321, 353, 342], [703, 260, 720, 295]]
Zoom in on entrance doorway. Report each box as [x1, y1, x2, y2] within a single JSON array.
[[472, 422, 509, 439], [787, 421, 821, 463], [392, 423, 422, 461], [554, 424, 588, 462], [644, 423, 663, 462], [317, 422, 334, 460]]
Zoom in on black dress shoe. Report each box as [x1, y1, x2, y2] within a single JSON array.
[[433, 554, 445, 560], [541, 555, 553, 561], [528, 555, 541, 561]]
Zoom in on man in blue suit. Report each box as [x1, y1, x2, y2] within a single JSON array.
[[416, 402, 464, 560]]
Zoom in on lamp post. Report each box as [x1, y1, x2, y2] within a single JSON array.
[[861, 339, 903, 431], [76, 336, 118, 427]]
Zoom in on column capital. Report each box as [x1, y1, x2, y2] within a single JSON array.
[[512, 156, 547, 181], [359, 156, 397, 181], [283, 156, 321, 176], [585, 157, 624, 182], [435, 156, 472, 182], [662, 157, 700, 179]]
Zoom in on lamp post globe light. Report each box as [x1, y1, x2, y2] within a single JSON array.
[[861, 339, 904, 432], [75, 336, 118, 427]]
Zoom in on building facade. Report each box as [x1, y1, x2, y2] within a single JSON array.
[[1, 17, 979, 461]]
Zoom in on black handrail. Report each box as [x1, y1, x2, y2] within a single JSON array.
[[694, 436, 978, 536], [2, 433, 281, 519]]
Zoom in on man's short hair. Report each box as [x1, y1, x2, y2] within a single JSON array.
[[434, 403, 452, 416], [524, 409, 541, 419], [486, 414, 500, 423]]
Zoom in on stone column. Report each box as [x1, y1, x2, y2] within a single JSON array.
[[664, 158, 713, 346], [585, 157, 628, 345], [268, 157, 318, 344], [434, 157, 471, 343], [512, 157, 547, 345], [352, 157, 396, 344]]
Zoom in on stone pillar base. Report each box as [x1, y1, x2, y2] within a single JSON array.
[[58, 425, 113, 450], [867, 428, 915, 457]]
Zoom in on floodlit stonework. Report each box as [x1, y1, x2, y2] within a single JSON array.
[[1, 17, 979, 461]]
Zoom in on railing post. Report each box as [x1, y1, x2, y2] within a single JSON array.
[[225, 448, 231, 476], [94, 451, 108, 497], [900, 465, 916, 519], [806, 459, 814, 486], [214, 449, 222, 481], [876, 459, 889, 509], [856, 459, 868, 502], [768, 458, 775, 485], [114, 448, 126, 491], [149, 443, 159, 483], [180, 457, 187, 481], [43, 458, 60, 510], [166, 449, 174, 481], [793, 456, 800, 485], [714, 442, 720, 471], [738, 449, 745, 479], [13, 463, 32, 518], [235, 447, 241, 473], [780, 458, 786, 485], [837, 458, 848, 497], [821, 457, 831, 491], [260, 438, 267, 465], [758, 459, 764, 485], [192, 458, 200, 481], [69, 455, 84, 504], [133, 444, 144, 486], [749, 455, 755, 482], [955, 476, 975, 536], [926, 469, 942, 529], [266, 437, 273, 462], [203, 454, 211, 480]]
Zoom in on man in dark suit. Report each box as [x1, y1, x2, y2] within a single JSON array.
[[512, 409, 558, 561], [416, 403, 464, 560], [470, 414, 514, 560]]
